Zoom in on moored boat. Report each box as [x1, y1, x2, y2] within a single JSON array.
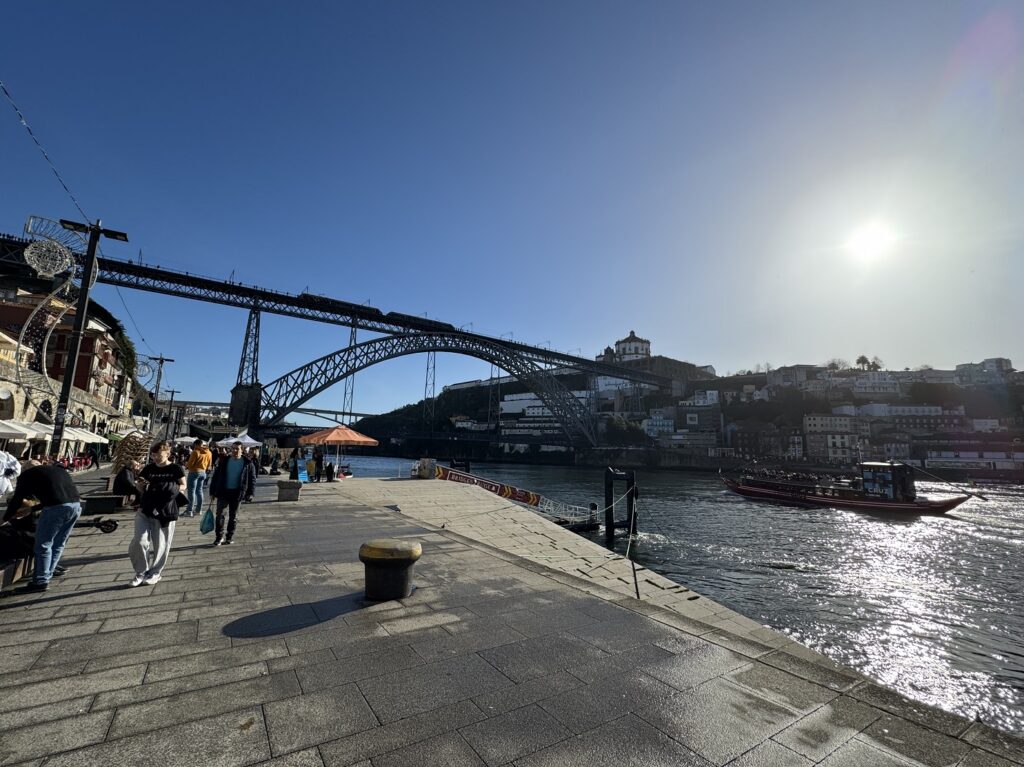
[[722, 461, 970, 515]]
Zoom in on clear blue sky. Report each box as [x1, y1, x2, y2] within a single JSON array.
[[2, 1, 1021, 420]]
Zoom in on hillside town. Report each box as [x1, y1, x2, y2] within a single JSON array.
[[433, 331, 1023, 476]]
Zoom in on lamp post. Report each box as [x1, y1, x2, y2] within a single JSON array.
[[49, 219, 128, 459]]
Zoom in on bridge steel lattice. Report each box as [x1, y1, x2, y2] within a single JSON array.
[[260, 333, 599, 445], [1, 231, 668, 445]]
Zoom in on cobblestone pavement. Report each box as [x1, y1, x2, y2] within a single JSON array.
[[0, 475, 1020, 767]]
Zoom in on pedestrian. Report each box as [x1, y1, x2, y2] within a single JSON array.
[[129, 441, 186, 586], [0, 449, 21, 498], [3, 460, 81, 593], [112, 459, 141, 505], [314, 450, 324, 483], [209, 441, 255, 546], [184, 439, 212, 517]]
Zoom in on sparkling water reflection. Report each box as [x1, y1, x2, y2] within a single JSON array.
[[342, 455, 1023, 733]]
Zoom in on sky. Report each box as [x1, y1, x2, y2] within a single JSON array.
[[2, 0, 1022, 421]]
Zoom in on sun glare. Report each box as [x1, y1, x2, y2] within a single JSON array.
[[845, 220, 898, 262]]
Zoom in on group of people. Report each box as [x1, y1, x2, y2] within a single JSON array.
[[1, 438, 259, 594]]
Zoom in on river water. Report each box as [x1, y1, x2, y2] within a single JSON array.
[[341, 454, 1024, 734]]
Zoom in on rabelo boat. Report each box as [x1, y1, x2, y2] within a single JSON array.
[[722, 461, 970, 515]]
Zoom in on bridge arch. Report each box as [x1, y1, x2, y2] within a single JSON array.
[[259, 333, 597, 445]]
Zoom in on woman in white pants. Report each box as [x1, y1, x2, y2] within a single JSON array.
[[129, 441, 186, 586]]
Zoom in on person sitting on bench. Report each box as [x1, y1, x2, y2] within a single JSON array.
[[113, 460, 141, 506]]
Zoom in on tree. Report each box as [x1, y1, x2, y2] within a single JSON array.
[[824, 358, 849, 371], [869, 356, 884, 372], [856, 355, 870, 370]]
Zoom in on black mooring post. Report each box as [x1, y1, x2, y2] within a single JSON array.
[[604, 468, 616, 544], [626, 471, 637, 538]]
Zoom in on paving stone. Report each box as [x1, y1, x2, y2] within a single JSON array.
[[98, 608, 182, 632], [41, 707, 271, 767], [251, 748, 325, 767], [372, 731, 484, 767], [264, 683, 379, 755], [33, 621, 198, 667], [639, 677, 801, 765], [0, 663, 146, 713], [959, 748, 1019, 766], [296, 645, 425, 693], [177, 596, 293, 621], [284, 623, 390, 655], [410, 622, 526, 662], [728, 661, 838, 714], [357, 653, 512, 724], [850, 682, 971, 737], [567, 642, 675, 685], [567, 615, 680, 654], [83, 636, 232, 672], [459, 704, 571, 766], [963, 722, 1024, 765], [760, 648, 863, 692], [642, 641, 748, 692], [478, 632, 610, 683], [0, 620, 103, 648], [515, 713, 711, 767], [729, 741, 812, 767], [0, 641, 50, 675], [773, 695, 882, 761], [143, 638, 290, 681], [267, 647, 337, 674], [0, 695, 93, 734], [473, 671, 584, 717], [93, 662, 269, 710], [817, 738, 919, 767], [539, 669, 677, 734], [859, 714, 973, 767], [502, 606, 598, 638], [701, 630, 776, 659], [0, 709, 113, 765]]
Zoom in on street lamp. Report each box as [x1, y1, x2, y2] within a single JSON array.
[[49, 219, 128, 459]]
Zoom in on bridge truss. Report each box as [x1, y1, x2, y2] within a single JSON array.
[[1, 231, 668, 446], [261, 333, 599, 445]]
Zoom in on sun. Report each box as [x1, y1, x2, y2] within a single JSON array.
[[844, 220, 898, 262]]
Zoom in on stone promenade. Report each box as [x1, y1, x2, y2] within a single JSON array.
[[0, 475, 1021, 767]]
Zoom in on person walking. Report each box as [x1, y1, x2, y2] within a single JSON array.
[[209, 441, 255, 546], [129, 441, 186, 586], [314, 450, 325, 483], [3, 461, 81, 593], [184, 439, 212, 517]]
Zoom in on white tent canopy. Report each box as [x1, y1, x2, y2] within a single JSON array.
[[216, 433, 261, 448], [0, 421, 107, 444], [0, 420, 44, 440]]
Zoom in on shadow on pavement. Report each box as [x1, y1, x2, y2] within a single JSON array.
[[221, 591, 368, 639]]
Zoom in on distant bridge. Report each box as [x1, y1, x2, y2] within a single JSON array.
[[1, 231, 669, 446]]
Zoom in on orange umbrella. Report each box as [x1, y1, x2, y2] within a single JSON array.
[[299, 425, 378, 447], [298, 427, 335, 445]]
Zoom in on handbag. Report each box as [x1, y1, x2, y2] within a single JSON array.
[[199, 501, 215, 535]]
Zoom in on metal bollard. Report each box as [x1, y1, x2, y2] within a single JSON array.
[[358, 538, 422, 601]]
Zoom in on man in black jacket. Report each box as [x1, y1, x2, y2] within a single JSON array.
[[209, 441, 256, 545], [4, 462, 81, 593]]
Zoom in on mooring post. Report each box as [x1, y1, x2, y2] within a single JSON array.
[[604, 467, 616, 544], [626, 471, 637, 537]]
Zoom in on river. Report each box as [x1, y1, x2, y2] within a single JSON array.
[[339, 454, 1024, 734]]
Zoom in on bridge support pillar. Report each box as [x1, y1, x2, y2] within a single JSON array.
[[230, 383, 263, 430], [237, 308, 261, 386]]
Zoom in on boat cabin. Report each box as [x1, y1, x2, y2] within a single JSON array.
[[860, 462, 916, 501]]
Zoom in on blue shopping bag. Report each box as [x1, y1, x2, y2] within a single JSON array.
[[199, 502, 215, 535]]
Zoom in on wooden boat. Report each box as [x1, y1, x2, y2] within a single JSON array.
[[722, 461, 970, 515]]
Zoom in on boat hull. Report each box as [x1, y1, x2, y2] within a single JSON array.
[[722, 477, 969, 515]]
